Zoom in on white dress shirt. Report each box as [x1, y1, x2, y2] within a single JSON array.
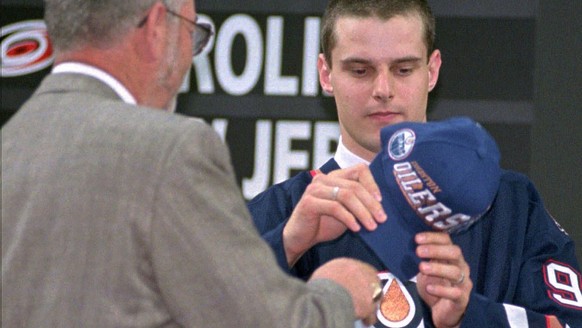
[[334, 136, 370, 169], [52, 62, 137, 105]]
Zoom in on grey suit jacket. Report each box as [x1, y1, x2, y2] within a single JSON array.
[[2, 73, 354, 327]]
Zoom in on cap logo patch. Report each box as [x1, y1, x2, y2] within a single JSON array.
[[388, 129, 416, 161]]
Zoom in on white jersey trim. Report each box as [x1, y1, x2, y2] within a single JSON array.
[[503, 303, 528, 328]]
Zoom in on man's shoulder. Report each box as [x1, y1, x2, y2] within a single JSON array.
[[248, 170, 314, 206], [497, 169, 540, 199], [6, 84, 218, 164], [499, 169, 531, 185], [486, 169, 566, 237], [248, 158, 340, 207]]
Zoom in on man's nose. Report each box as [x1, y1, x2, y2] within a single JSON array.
[[372, 69, 394, 102]]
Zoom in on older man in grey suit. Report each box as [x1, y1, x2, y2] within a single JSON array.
[[2, 0, 387, 327]]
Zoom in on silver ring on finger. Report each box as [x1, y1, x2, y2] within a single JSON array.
[[331, 186, 340, 201], [455, 272, 465, 285]]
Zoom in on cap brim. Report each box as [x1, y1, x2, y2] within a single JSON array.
[[358, 153, 431, 281]]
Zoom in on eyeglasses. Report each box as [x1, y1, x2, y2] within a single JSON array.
[[165, 8, 213, 56], [137, 4, 213, 56]]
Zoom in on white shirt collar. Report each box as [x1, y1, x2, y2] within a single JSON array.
[[52, 62, 137, 105], [333, 136, 370, 168]]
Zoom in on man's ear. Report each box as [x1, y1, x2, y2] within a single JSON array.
[[136, 2, 168, 61], [427, 49, 442, 92], [317, 53, 334, 95]]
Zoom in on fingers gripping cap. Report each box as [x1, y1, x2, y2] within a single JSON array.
[[359, 117, 501, 280]]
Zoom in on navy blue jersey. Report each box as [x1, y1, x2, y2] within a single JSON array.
[[248, 159, 582, 327]]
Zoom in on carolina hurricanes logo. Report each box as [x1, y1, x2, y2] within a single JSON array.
[[1, 20, 54, 77]]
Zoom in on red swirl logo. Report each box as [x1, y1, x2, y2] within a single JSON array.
[[1, 20, 54, 77]]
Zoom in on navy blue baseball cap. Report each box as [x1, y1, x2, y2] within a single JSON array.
[[359, 117, 501, 280]]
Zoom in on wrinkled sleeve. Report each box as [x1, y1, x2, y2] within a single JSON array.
[[459, 177, 582, 327], [149, 122, 355, 328]]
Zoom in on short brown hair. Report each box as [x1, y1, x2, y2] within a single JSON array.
[[321, 0, 436, 67]]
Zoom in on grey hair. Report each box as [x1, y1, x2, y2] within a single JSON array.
[[44, 0, 186, 52]]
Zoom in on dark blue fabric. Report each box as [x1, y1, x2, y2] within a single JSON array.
[[248, 159, 581, 327]]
